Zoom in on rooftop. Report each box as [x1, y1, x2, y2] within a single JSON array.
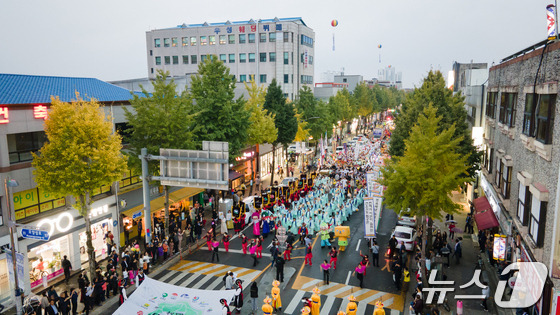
[[0, 73, 141, 105], [155, 17, 307, 30]]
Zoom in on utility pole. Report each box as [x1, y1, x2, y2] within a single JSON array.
[[4, 178, 22, 315]]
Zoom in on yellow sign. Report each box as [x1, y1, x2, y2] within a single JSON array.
[[54, 198, 66, 208], [15, 210, 25, 221], [25, 206, 40, 217], [12, 188, 39, 210], [40, 202, 53, 212], [39, 189, 57, 202]]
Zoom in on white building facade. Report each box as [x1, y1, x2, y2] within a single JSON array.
[[145, 17, 315, 100]]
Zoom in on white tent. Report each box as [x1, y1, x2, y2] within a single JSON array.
[[113, 276, 236, 315]]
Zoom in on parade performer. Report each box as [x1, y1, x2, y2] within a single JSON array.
[[232, 279, 243, 313], [205, 230, 213, 251], [262, 217, 271, 238], [320, 260, 331, 284], [223, 232, 230, 253], [256, 236, 263, 258], [329, 246, 338, 269], [320, 222, 331, 248], [298, 223, 308, 245], [252, 211, 261, 237], [271, 280, 282, 312], [345, 295, 357, 315], [284, 241, 293, 261], [311, 287, 321, 315], [220, 298, 231, 315], [241, 233, 248, 255], [373, 301, 385, 315], [305, 243, 313, 266], [301, 306, 311, 315], [262, 296, 273, 315]]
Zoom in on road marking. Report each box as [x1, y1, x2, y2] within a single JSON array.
[[168, 272, 188, 285], [158, 270, 178, 282], [175, 273, 194, 286], [345, 271, 352, 285], [320, 296, 337, 315], [356, 291, 386, 314], [356, 239, 362, 251], [285, 290, 306, 314], [180, 273, 200, 287], [300, 278, 322, 290], [207, 277, 225, 290], [191, 274, 214, 289], [201, 247, 271, 257]]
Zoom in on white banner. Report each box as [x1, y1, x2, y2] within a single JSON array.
[[372, 197, 383, 230], [364, 197, 376, 237], [114, 276, 236, 315], [366, 171, 376, 197]]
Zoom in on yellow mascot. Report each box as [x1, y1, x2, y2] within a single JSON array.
[[346, 295, 358, 315], [271, 280, 282, 312], [262, 296, 273, 315], [311, 286, 321, 315], [301, 306, 311, 315], [373, 301, 385, 315]]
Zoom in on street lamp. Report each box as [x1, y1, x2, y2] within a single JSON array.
[[4, 178, 22, 315]]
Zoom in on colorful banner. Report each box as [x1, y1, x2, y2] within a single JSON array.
[[547, 5, 557, 39], [493, 234, 506, 260], [114, 276, 236, 315]]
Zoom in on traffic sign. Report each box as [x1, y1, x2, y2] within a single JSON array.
[[132, 211, 142, 219], [113, 220, 118, 227], [21, 228, 50, 241]]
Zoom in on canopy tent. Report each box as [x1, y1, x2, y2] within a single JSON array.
[[114, 276, 236, 315], [473, 196, 499, 230]]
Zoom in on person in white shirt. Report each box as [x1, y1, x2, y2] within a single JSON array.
[[225, 272, 235, 290]]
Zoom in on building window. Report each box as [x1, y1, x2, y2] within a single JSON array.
[[500, 165, 511, 199], [301, 35, 314, 47], [301, 75, 313, 84], [260, 74, 267, 83], [529, 198, 547, 247], [284, 74, 289, 84], [154, 38, 161, 47], [517, 183, 531, 226], [239, 53, 246, 63], [200, 55, 207, 62], [219, 54, 226, 63], [260, 53, 267, 62], [536, 94, 556, 144], [248, 33, 255, 43], [283, 32, 290, 42], [209, 35, 216, 45], [155, 56, 161, 65], [260, 33, 267, 43], [172, 56, 179, 64], [229, 54, 235, 63], [249, 53, 255, 63], [249, 74, 255, 82], [191, 55, 197, 64], [486, 92, 497, 119], [200, 36, 207, 46], [284, 52, 289, 65], [164, 38, 170, 47], [151, 68, 154, 74], [269, 32, 276, 42], [182, 37, 188, 46], [8, 131, 47, 164], [219, 35, 226, 45], [240, 75, 247, 83], [495, 159, 503, 188], [150, 50, 153, 56], [172, 37, 178, 47], [190, 37, 197, 46], [269, 52, 276, 62], [228, 34, 235, 44], [309, 56, 313, 65], [164, 56, 170, 65], [499, 93, 516, 126], [284, 93, 289, 98], [182, 55, 188, 64], [484, 146, 493, 173], [239, 34, 246, 44]]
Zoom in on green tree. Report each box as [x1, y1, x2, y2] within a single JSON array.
[[244, 80, 278, 193], [189, 55, 250, 159], [380, 105, 470, 281], [125, 70, 197, 236], [32, 96, 127, 280], [264, 79, 298, 184], [294, 86, 335, 148], [353, 82, 376, 132], [389, 70, 481, 178], [328, 88, 355, 139]]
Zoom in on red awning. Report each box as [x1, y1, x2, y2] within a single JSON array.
[[473, 196, 499, 230]]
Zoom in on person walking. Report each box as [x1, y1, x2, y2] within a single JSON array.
[[211, 237, 220, 263], [320, 260, 331, 285], [250, 282, 259, 314], [371, 240, 380, 267], [304, 244, 313, 266], [481, 281, 490, 311], [62, 255, 72, 285], [223, 232, 230, 253], [392, 260, 402, 290], [241, 233, 248, 254], [275, 252, 285, 282], [453, 238, 462, 264], [284, 241, 292, 261], [70, 288, 79, 315], [388, 235, 398, 259], [256, 236, 263, 258], [352, 262, 366, 288], [329, 246, 338, 269], [249, 240, 259, 267]]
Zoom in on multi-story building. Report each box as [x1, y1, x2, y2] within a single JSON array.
[[377, 66, 402, 89], [479, 40, 560, 315], [451, 61, 488, 132], [145, 17, 315, 100], [334, 74, 363, 93]]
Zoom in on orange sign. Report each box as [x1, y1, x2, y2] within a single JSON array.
[[0, 107, 8, 124]]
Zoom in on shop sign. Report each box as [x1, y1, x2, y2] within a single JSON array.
[[36, 212, 74, 236], [235, 151, 255, 161], [132, 211, 142, 220], [21, 228, 50, 241], [493, 234, 507, 260], [6, 251, 24, 291], [480, 176, 501, 217]]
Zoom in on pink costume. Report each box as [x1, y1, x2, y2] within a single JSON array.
[[252, 212, 261, 236]]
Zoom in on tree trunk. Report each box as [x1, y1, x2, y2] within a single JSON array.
[[80, 193, 97, 282], [285, 147, 289, 178], [427, 217, 433, 255], [420, 215, 428, 284], [164, 185, 170, 237], [270, 145, 276, 188]]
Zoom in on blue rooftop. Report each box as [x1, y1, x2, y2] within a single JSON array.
[[164, 17, 307, 30], [0, 73, 140, 105]]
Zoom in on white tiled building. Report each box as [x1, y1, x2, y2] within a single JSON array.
[[145, 17, 315, 100]]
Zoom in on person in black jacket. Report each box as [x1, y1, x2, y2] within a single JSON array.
[[250, 282, 259, 314], [275, 253, 285, 282], [61, 256, 72, 285]]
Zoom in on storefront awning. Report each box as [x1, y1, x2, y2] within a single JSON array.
[[229, 170, 243, 181], [122, 187, 204, 218], [473, 196, 499, 230]]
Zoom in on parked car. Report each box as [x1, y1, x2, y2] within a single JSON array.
[[281, 177, 298, 186], [397, 215, 417, 228], [287, 144, 297, 154], [391, 226, 416, 251], [335, 146, 344, 154]]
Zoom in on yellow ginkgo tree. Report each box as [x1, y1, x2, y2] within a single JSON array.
[[33, 95, 128, 280]]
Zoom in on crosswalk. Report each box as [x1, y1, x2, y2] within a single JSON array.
[[283, 275, 404, 315], [152, 260, 263, 291]]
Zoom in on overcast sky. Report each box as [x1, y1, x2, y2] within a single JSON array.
[[1, 0, 555, 88]]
